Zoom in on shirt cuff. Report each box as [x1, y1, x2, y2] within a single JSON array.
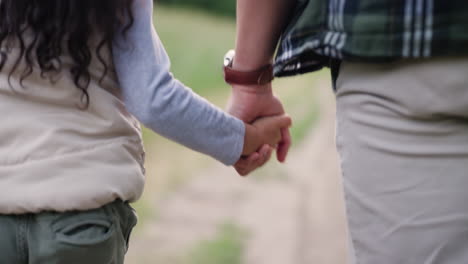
[[217, 117, 245, 166]]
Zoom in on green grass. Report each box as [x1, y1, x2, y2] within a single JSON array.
[[158, 0, 236, 18], [183, 222, 247, 264], [290, 108, 319, 144], [154, 5, 235, 96], [275, 70, 329, 145], [141, 5, 238, 146]]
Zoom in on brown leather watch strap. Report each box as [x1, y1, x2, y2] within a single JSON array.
[[224, 64, 274, 86]]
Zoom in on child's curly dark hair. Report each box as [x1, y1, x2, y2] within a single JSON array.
[[0, 0, 134, 107]]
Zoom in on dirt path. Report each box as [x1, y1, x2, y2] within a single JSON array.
[[126, 84, 348, 264]]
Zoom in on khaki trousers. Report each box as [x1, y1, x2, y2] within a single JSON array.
[[336, 58, 468, 264]]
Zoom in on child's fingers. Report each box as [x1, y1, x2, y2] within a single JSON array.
[[267, 115, 292, 145], [266, 114, 292, 129], [235, 152, 260, 176], [277, 115, 292, 128], [248, 145, 273, 172], [234, 145, 273, 176], [262, 145, 274, 163]]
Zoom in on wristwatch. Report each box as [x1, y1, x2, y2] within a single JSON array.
[[223, 50, 274, 86]]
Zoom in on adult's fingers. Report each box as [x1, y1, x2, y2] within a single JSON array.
[[276, 127, 292, 163]]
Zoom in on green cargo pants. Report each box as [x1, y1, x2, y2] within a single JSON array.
[[0, 200, 137, 264]]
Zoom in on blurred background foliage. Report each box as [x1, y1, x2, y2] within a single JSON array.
[[155, 0, 236, 17]]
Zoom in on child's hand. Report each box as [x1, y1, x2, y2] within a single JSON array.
[[242, 114, 292, 156]]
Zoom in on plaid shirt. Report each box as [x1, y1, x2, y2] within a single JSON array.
[[274, 0, 468, 77]]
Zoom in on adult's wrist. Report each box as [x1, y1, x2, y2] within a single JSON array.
[[233, 43, 275, 71], [232, 57, 273, 72], [231, 83, 273, 94], [224, 49, 274, 86]]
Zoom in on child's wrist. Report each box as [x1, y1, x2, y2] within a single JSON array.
[[242, 123, 259, 155]]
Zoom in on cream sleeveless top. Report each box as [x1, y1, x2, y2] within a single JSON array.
[[0, 39, 145, 214]]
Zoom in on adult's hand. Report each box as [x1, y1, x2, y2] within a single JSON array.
[[230, 0, 295, 176], [228, 83, 292, 175]]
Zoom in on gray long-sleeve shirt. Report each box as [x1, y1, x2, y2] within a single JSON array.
[[112, 0, 244, 165]]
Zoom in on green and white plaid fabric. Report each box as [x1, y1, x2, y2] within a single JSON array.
[[274, 0, 468, 77]]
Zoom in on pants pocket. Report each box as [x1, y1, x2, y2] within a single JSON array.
[[110, 201, 138, 252], [55, 218, 115, 246], [38, 205, 124, 264]]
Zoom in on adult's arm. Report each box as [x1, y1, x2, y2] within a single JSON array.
[[112, 0, 246, 165], [229, 0, 295, 171], [234, 0, 295, 71]]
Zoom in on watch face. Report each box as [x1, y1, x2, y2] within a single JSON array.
[[223, 50, 235, 67]]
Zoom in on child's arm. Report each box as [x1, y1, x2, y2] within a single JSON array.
[[112, 0, 274, 166]]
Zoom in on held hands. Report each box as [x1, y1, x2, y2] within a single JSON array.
[[239, 115, 292, 176], [229, 83, 292, 176]]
